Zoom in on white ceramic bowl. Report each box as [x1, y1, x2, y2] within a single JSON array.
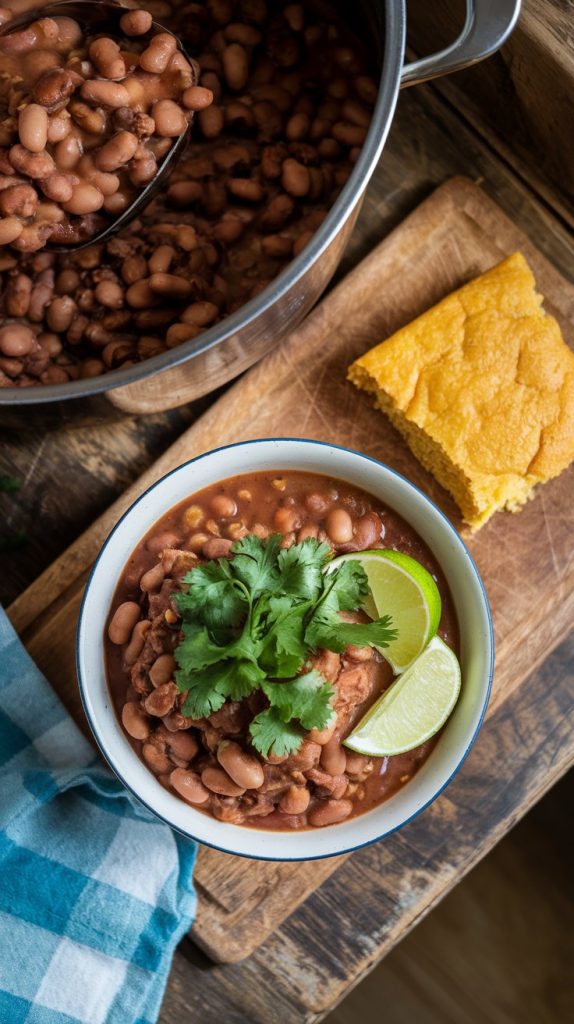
[[77, 439, 493, 860]]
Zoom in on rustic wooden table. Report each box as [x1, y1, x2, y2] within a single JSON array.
[[1, 29, 573, 1023]]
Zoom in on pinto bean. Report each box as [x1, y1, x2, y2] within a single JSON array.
[[183, 85, 214, 111], [94, 280, 123, 308], [0, 217, 23, 245], [170, 768, 210, 805], [198, 104, 224, 138], [120, 9, 153, 35], [121, 701, 151, 741], [4, 274, 33, 317], [146, 529, 181, 554], [0, 324, 36, 358], [121, 254, 148, 285], [95, 131, 138, 171], [53, 135, 82, 171], [166, 730, 198, 762], [152, 99, 188, 137], [9, 145, 55, 180], [39, 173, 75, 203], [201, 765, 245, 797], [308, 798, 353, 827], [89, 37, 125, 80], [140, 33, 177, 73], [149, 653, 176, 687], [142, 741, 172, 774], [217, 741, 265, 790], [46, 295, 76, 332], [63, 182, 104, 215], [144, 682, 177, 717], [326, 507, 354, 544], [210, 494, 237, 518], [149, 272, 191, 299], [19, 105, 49, 153], [123, 619, 151, 667], [332, 121, 367, 147], [320, 735, 347, 776], [280, 785, 310, 815], [47, 113, 72, 142], [126, 279, 159, 309], [348, 512, 382, 551], [203, 537, 233, 559], [108, 601, 141, 645], [222, 43, 249, 90], [33, 68, 78, 111], [81, 80, 130, 109]]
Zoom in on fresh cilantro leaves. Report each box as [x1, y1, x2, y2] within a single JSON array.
[[250, 707, 304, 758], [174, 534, 397, 757]]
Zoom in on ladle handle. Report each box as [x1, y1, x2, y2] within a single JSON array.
[[401, 0, 521, 87]]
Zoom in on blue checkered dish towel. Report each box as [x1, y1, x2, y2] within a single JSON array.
[[0, 607, 197, 1024]]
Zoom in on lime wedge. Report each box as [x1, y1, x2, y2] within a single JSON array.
[[344, 636, 461, 756], [328, 549, 442, 672]]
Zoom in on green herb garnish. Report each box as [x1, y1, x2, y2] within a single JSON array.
[[174, 535, 397, 758]]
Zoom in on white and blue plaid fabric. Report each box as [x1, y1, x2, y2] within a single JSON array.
[[0, 607, 197, 1024]]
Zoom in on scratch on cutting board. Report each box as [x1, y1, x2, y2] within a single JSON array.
[[353, 867, 451, 957], [282, 352, 334, 435], [538, 489, 561, 580], [5, 435, 47, 529]]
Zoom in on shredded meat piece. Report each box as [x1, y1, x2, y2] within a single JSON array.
[[211, 797, 244, 824], [306, 768, 347, 799], [242, 794, 275, 818], [259, 763, 292, 793], [333, 662, 375, 730], [148, 579, 179, 621], [209, 700, 249, 734], [161, 548, 198, 577], [283, 739, 321, 772]]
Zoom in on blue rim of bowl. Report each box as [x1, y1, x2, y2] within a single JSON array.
[[76, 437, 495, 861]]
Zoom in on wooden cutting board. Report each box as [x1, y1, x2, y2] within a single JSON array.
[[7, 177, 574, 964]]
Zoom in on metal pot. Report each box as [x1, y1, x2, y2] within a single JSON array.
[[0, 0, 521, 428]]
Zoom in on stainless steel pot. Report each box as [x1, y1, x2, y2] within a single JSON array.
[[0, 0, 521, 427]]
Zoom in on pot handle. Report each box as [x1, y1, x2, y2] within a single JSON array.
[[401, 0, 521, 87]]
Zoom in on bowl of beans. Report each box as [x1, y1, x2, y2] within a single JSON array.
[[77, 438, 493, 859], [0, 0, 520, 425]]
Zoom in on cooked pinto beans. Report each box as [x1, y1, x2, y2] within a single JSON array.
[[0, 8, 196, 254], [2, 0, 377, 387], [106, 470, 459, 831], [170, 768, 210, 804], [217, 740, 265, 790]]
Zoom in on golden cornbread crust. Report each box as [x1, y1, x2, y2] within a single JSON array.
[[348, 252, 574, 530]]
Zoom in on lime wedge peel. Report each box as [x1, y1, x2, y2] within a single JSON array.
[[344, 636, 461, 756], [328, 548, 442, 673]]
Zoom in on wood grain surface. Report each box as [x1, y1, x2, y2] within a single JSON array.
[[6, 176, 574, 966], [407, 0, 574, 222]]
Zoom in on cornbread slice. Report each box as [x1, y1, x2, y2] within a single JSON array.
[[348, 252, 574, 530]]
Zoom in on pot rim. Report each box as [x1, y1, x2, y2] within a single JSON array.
[[0, 0, 406, 406]]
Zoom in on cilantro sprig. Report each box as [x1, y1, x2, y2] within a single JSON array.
[[174, 535, 397, 757]]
